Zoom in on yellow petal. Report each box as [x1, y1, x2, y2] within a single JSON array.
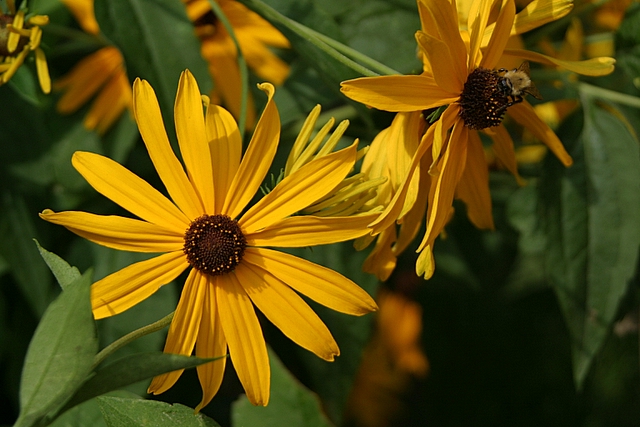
[[484, 125, 525, 185], [244, 248, 378, 316], [72, 151, 190, 232], [133, 78, 204, 220], [455, 131, 495, 230], [216, 273, 270, 406], [246, 214, 379, 248], [415, 31, 464, 94], [149, 269, 206, 394], [235, 263, 339, 361], [175, 70, 215, 211], [239, 142, 357, 233], [223, 83, 279, 219], [340, 75, 458, 112], [506, 102, 573, 166], [39, 209, 184, 253], [205, 104, 241, 213], [238, 31, 290, 86], [92, 251, 188, 319], [195, 285, 228, 412], [7, 10, 24, 54], [502, 48, 616, 76], [416, 244, 435, 279], [35, 48, 51, 94], [61, 0, 100, 35], [467, 0, 495, 69], [362, 228, 398, 282], [85, 69, 131, 134], [480, 0, 515, 70]]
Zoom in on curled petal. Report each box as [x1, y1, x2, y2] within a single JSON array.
[[503, 48, 615, 76]]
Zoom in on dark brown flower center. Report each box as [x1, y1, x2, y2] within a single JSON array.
[[0, 15, 30, 57], [458, 68, 510, 130], [183, 214, 247, 276]]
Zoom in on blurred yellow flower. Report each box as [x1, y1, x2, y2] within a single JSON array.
[[0, 1, 50, 93], [341, 0, 615, 279], [185, 0, 290, 128], [41, 70, 378, 409]]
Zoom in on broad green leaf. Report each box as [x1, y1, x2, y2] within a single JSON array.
[[64, 352, 224, 411], [232, 347, 333, 427], [49, 398, 107, 427], [286, 242, 378, 424], [35, 241, 82, 291], [97, 396, 221, 427], [540, 100, 640, 388], [94, 0, 212, 143], [14, 273, 98, 427]]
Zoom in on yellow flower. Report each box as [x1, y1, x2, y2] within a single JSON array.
[[40, 70, 378, 409], [185, 0, 290, 127], [56, 0, 132, 134], [0, 1, 50, 93], [341, 0, 615, 279]]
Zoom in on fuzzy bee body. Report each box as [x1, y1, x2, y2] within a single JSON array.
[[495, 61, 542, 108]]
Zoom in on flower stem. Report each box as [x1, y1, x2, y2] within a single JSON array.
[[92, 311, 174, 370], [579, 82, 640, 109]]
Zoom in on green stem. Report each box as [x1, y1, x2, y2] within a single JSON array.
[[92, 312, 174, 370], [579, 82, 640, 109], [207, 0, 249, 139], [238, 0, 394, 77]]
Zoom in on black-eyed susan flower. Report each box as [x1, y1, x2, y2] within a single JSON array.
[[55, 0, 132, 134], [0, 0, 50, 93], [40, 70, 378, 409], [341, 0, 615, 279], [185, 0, 290, 128]]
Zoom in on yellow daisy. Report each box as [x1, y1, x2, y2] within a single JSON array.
[[56, 0, 132, 134], [40, 70, 378, 409], [341, 0, 615, 279], [185, 0, 290, 127], [0, 1, 50, 93]]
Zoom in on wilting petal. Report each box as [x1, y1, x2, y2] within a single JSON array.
[[340, 75, 458, 112], [223, 83, 279, 219], [133, 79, 204, 220], [92, 251, 188, 319], [244, 248, 378, 315], [216, 272, 270, 406], [416, 244, 435, 279], [174, 70, 215, 211], [240, 142, 357, 233], [362, 228, 397, 282], [148, 269, 206, 394], [195, 283, 228, 412], [507, 102, 573, 166], [39, 210, 183, 253], [503, 48, 615, 76], [455, 131, 495, 230], [205, 104, 242, 213], [72, 151, 190, 232], [484, 125, 525, 185], [481, 0, 515, 70], [246, 214, 378, 247], [235, 263, 339, 361]]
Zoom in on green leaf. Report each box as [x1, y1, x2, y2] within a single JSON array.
[[540, 100, 640, 388], [65, 352, 224, 411], [14, 273, 98, 427], [34, 240, 82, 291], [232, 347, 333, 427], [49, 398, 107, 427], [97, 396, 221, 427], [94, 0, 212, 143]]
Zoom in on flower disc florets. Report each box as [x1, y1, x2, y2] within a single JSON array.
[[183, 214, 247, 276], [458, 67, 510, 130]]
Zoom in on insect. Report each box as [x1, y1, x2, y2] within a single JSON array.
[[495, 61, 542, 108]]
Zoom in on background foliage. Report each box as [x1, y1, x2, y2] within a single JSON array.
[[1, 0, 639, 426]]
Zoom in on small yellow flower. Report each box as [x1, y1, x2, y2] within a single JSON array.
[[341, 0, 615, 279], [41, 70, 378, 409], [184, 0, 290, 127], [0, 2, 50, 93], [56, 0, 132, 134]]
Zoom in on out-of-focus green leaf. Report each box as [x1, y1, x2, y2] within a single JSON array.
[[14, 272, 98, 427], [35, 240, 82, 290], [540, 99, 640, 389], [104, 113, 139, 164], [97, 396, 221, 427], [232, 347, 333, 427], [64, 352, 224, 411], [615, 3, 640, 83], [0, 195, 53, 317], [286, 242, 378, 424], [94, 0, 212, 143]]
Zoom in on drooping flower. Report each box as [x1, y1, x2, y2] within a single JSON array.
[[40, 70, 378, 409], [341, 0, 615, 279], [0, 1, 50, 93], [184, 0, 290, 128], [55, 0, 132, 134]]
